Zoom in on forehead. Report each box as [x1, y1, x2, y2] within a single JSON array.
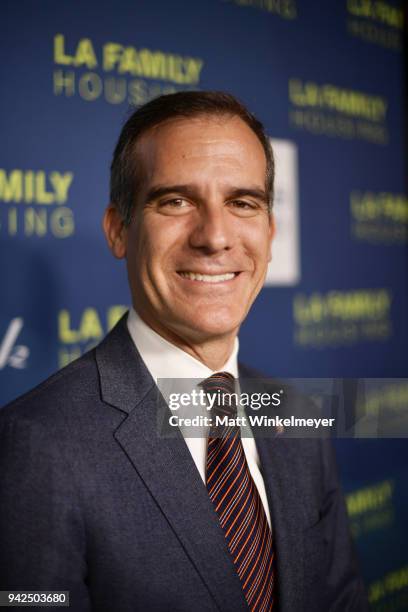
[[133, 114, 267, 186]]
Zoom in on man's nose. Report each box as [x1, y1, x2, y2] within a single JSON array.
[[188, 206, 234, 253]]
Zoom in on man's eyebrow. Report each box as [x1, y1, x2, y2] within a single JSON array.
[[227, 187, 268, 203], [145, 185, 197, 202], [145, 184, 268, 204]]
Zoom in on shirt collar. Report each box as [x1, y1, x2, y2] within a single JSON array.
[[127, 307, 239, 383]]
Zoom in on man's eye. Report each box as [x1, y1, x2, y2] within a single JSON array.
[[232, 200, 254, 208], [160, 198, 188, 208], [230, 200, 257, 210]]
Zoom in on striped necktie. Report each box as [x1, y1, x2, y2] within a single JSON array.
[[203, 372, 276, 611]]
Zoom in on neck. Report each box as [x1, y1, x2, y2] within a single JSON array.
[[135, 309, 237, 371]]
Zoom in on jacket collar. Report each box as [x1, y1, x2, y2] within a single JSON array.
[[95, 313, 154, 414]]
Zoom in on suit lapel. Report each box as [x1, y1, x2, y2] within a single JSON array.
[[95, 315, 248, 612], [255, 437, 305, 612], [239, 365, 305, 612]]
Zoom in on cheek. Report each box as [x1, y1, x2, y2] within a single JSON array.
[[127, 217, 159, 262], [128, 217, 181, 278], [243, 227, 272, 269], [125, 224, 152, 286]]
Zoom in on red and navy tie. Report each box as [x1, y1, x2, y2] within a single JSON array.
[[203, 372, 276, 611]]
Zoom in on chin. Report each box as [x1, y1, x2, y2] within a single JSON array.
[[178, 308, 243, 339]]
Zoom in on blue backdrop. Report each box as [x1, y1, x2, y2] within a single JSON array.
[[1, 1, 407, 609]]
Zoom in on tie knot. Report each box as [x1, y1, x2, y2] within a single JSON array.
[[201, 371, 235, 393], [200, 371, 237, 418]]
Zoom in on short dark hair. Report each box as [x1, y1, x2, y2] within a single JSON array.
[[110, 91, 274, 225]]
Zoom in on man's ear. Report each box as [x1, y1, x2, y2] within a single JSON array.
[[103, 205, 127, 259], [267, 212, 276, 262]]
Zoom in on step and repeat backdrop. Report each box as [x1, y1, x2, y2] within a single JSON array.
[[1, 0, 407, 608]]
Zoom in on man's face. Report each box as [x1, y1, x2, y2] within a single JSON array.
[[112, 114, 274, 344]]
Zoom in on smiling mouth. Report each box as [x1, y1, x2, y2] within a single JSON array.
[[177, 271, 240, 283]]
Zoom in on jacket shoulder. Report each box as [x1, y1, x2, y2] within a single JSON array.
[[0, 349, 99, 425]]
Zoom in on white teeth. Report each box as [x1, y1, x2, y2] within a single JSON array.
[[179, 272, 236, 283]]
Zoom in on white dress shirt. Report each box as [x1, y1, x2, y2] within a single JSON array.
[[127, 307, 271, 527]]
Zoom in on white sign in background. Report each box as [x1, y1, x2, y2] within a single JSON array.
[[265, 138, 300, 286]]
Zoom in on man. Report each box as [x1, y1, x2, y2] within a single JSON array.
[[0, 92, 367, 611]]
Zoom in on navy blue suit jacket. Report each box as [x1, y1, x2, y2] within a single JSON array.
[[0, 314, 368, 611]]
